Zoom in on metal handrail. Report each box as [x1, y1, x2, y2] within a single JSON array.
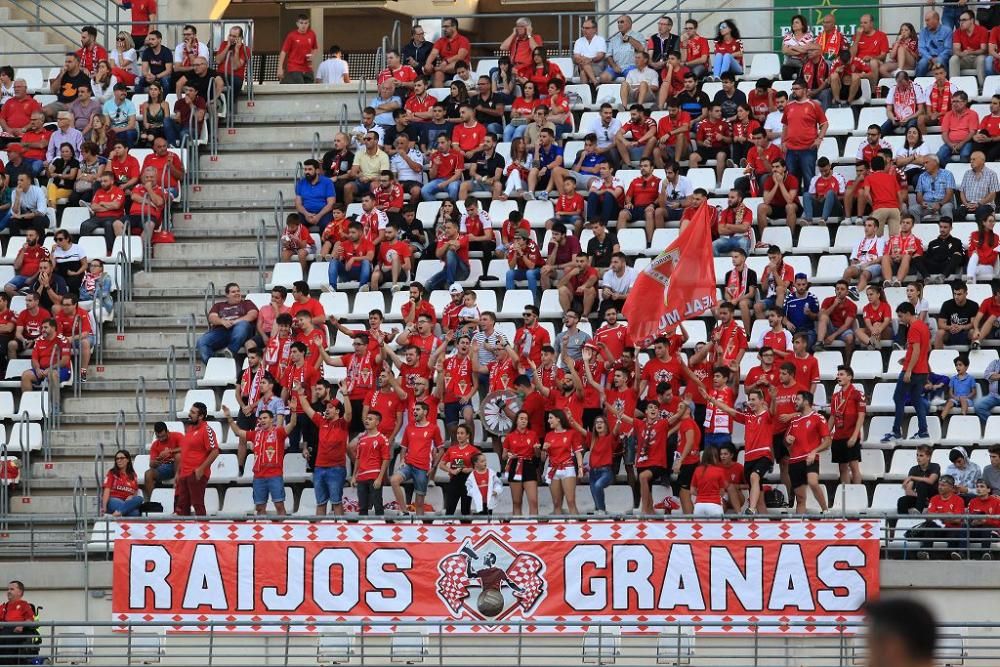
[[166, 345, 178, 416], [338, 103, 349, 134], [71, 314, 83, 398], [310, 131, 321, 161], [202, 281, 215, 333], [357, 77, 368, 116], [255, 218, 267, 291], [273, 191, 286, 260], [113, 409, 126, 451], [391, 19, 402, 52], [92, 441, 105, 497], [134, 377, 147, 447], [185, 313, 196, 390], [44, 343, 59, 436], [178, 134, 192, 214], [12, 0, 124, 51], [15, 412, 31, 497], [114, 254, 128, 335]]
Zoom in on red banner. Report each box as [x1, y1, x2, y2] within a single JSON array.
[[112, 520, 880, 634], [623, 203, 718, 346]]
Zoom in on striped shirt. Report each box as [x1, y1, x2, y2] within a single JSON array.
[[960, 167, 1000, 206]]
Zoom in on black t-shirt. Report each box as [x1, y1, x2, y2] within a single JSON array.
[[51, 157, 80, 190], [469, 150, 505, 180], [938, 298, 979, 329], [472, 94, 501, 126], [141, 45, 174, 77], [424, 122, 452, 150], [321, 149, 354, 180], [383, 124, 420, 148], [398, 216, 426, 244], [723, 267, 759, 298], [587, 231, 619, 269], [183, 69, 221, 100], [675, 91, 709, 119], [908, 462, 941, 498], [55, 70, 91, 104], [713, 89, 748, 121]]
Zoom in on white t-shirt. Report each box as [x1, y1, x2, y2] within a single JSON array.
[[390, 148, 424, 183], [764, 110, 783, 147], [661, 175, 693, 202], [625, 66, 659, 89], [173, 41, 210, 66], [573, 35, 608, 59], [895, 142, 930, 171], [316, 58, 349, 84], [582, 115, 622, 149], [850, 235, 886, 265], [601, 266, 637, 295]]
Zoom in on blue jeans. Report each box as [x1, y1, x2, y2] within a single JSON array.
[[590, 466, 614, 512], [503, 123, 529, 142], [425, 250, 470, 291], [975, 394, 1000, 425], [713, 54, 743, 79], [486, 122, 502, 135], [21, 159, 44, 177], [881, 117, 917, 136], [136, 75, 171, 94], [712, 235, 751, 257], [506, 267, 540, 294], [785, 148, 817, 193], [114, 128, 139, 147], [803, 191, 837, 219], [916, 56, 940, 78], [314, 466, 347, 506], [328, 259, 371, 289], [421, 178, 461, 201], [937, 141, 973, 166], [252, 476, 286, 505], [107, 495, 143, 516], [586, 191, 619, 223], [196, 320, 255, 364], [891, 372, 929, 435], [942, 4, 962, 30]]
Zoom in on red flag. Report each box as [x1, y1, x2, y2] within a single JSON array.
[[622, 203, 718, 346]]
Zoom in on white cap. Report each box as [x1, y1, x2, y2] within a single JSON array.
[[449, 282, 464, 294]]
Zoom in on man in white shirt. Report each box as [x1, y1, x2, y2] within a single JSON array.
[[389, 134, 424, 202], [763, 91, 787, 147], [173, 24, 210, 81], [350, 107, 385, 152], [656, 161, 694, 224], [599, 251, 637, 315], [316, 45, 350, 84], [582, 103, 623, 160], [572, 18, 608, 85], [842, 217, 886, 300], [620, 51, 658, 108]]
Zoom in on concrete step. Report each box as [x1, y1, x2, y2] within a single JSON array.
[[189, 181, 290, 204], [199, 152, 307, 173], [79, 379, 173, 392], [89, 363, 191, 381], [219, 124, 346, 144], [123, 299, 215, 318], [235, 93, 361, 115], [172, 211, 277, 230], [146, 257, 260, 270], [103, 330, 193, 349], [63, 393, 174, 415], [9, 494, 89, 514], [152, 241, 261, 260], [50, 427, 160, 446], [132, 268, 262, 289]]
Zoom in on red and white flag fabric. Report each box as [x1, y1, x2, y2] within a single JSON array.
[[623, 203, 718, 346]]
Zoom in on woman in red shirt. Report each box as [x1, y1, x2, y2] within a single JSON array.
[[880, 21, 918, 77], [102, 449, 143, 516], [503, 82, 540, 142], [546, 79, 573, 137], [542, 410, 584, 515], [712, 20, 745, 79], [588, 415, 616, 515], [691, 448, 727, 517], [856, 284, 893, 350], [503, 410, 541, 515], [729, 104, 760, 166], [515, 47, 564, 97], [967, 213, 999, 281], [438, 424, 479, 517]]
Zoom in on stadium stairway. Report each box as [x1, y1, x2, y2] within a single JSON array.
[[9, 85, 364, 526]]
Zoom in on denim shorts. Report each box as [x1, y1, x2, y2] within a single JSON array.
[[154, 462, 175, 481], [313, 466, 347, 505], [622, 434, 637, 466], [252, 476, 286, 505], [443, 400, 471, 425], [397, 464, 429, 495]]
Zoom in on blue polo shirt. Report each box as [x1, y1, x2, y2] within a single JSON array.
[[537, 143, 563, 170], [783, 291, 819, 332], [579, 153, 606, 171], [295, 175, 335, 214]]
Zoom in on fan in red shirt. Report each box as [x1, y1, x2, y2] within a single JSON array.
[[451, 106, 487, 156], [880, 215, 924, 286], [144, 424, 183, 497], [772, 363, 802, 463], [690, 104, 731, 180], [656, 102, 692, 159], [639, 336, 683, 400], [352, 412, 391, 515], [784, 391, 831, 513], [363, 368, 406, 441], [690, 450, 728, 514], [852, 15, 889, 62], [744, 347, 781, 405], [968, 480, 1000, 556], [389, 400, 443, 515], [757, 158, 800, 240], [829, 366, 866, 484], [425, 19, 472, 87], [816, 280, 858, 352], [635, 403, 670, 514], [225, 406, 291, 514], [717, 388, 774, 513], [781, 87, 827, 151], [174, 403, 220, 516], [22, 319, 70, 392], [278, 15, 318, 80], [297, 389, 351, 515], [710, 301, 748, 372], [789, 333, 820, 394], [514, 306, 550, 368]]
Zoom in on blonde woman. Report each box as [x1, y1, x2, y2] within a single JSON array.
[[109, 32, 138, 85]]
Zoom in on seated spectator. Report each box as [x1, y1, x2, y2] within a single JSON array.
[[45, 53, 90, 119], [957, 151, 999, 221], [425, 219, 470, 291], [108, 141, 140, 193], [424, 19, 471, 88], [69, 84, 101, 133], [780, 14, 817, 80], [557, 252, 599, 319], [83, 113, 115, 157], [829, 48, 871, 106], [545, 79, 573, 137], [47, 111, 84, 163], [80, 172, 126, 254], [653, 98, 691, 166], [28, 258, 68, 313], [471, 75, 504, 134], [102, 84, 139, 147], [523, 104, 554, 153], [917, 10, 952, 77], [20, 112, 52, 173], [328, 221, 374, 290], [896, 126, 930, 187], [602, 15, 644, 82], [680, 18, 711, 80], [196, 282, 258, 364], [880, 21, 919, 76], [782, 274, 819, 349], [655, 161, 693, 226], [345, 130, 390, 204], [803, 157, 846, 223], [897, 444, 940, 514], [882, 71, 925, 136], [983, 447, 1000, 494], [852, 14, 889, 92], [712, 20, 744, 79], [294, 159, 335, 232], [167, 84, 207, 146], [756, 157, 800, 241], [973, 94, 1000, 161], [941, 357, 976, 420], [950, 10, 987, 81], [614, 103, 656, 165], [350, 108, 385, 152], [540, 221, 581, 290], [128, 166, 165, 234], [316, 45, 350, 84], [421, 133, 464, 201], [972, 280, 1000, 352], [279, 212, 316, 274], [143, 422, 182, 500], [975, 353, 1000, 422], [714, 189, 752, 256], [619, 50, 658, 108], [854, 284, 892, 349], [45, 143, 79, 207], [586, 162, 624, 224], [141, 137, 184, 200], [599, 251, 636, 316], [175, 57, 225, 104], [0, 173, 42, 237], [0, 78, 42, 139], [935, 279, 979, 348], [505, 229, 542, 295], [617, 157, 660, 238], [914, 219, 964, 286], [370, 80, 402, 127], [79, 258, 113, 318], [497, 210, 531, 258], [526, 127, 563, 200], [688, 103, 731, 187], [572, 18, 608, 86], [136, 30, 173, 93], [502, 81, 540, 143], [753, 245, 794, 318], [552, 177, 584, 231], [909, 155, 954, 223], [552, 133, 604, 195], [173, 24, 210, 85], [815, 280, 858, 356], [216, 26, 251, 95], [913, 474, 966, 560], [968, 478, 1000, 558], [20, 317, 70, 392], [881, 214, 924, 287], [966, 212, 1000, 281], [939, 91, 979, 165]]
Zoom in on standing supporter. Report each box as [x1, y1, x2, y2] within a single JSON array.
[[632, 402, 669, 515], [297, 384, 351, 515], [174, 402, 219, 516], [781, 78, 827, 195], [390, 399, 443, 516], [316, 46, 350, 85], [828, 366, 865, 484], [865, 155, 904, 236], [785, 391, 831, 513], [710, 300, 747, 375], [277, 14, 318, 84], [350, 411, 391, 515], [224, 405, 293, 515], [439, 423, 478, 516], [882, 302, 931, 443]]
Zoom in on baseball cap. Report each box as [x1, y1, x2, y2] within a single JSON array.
[[5, 143, 22, 154], [449, 283, 463, 294]]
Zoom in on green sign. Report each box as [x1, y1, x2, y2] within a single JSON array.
[[772, 0, 870, 52]]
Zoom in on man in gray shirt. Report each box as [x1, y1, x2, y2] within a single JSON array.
[[974, 358, 1000, 424], [984, 446, 1000, 495], [554, 309, 592, 364], [601, 15, 645, 82]]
